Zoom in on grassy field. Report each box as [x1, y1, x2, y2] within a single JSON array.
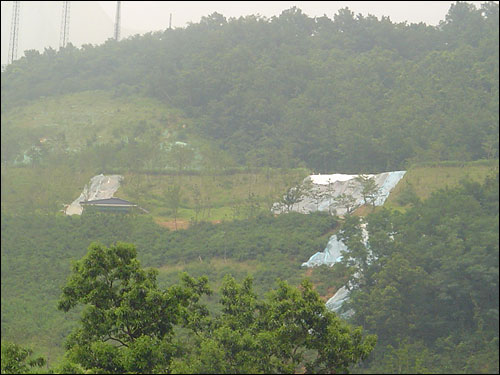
[[3, 159, 497, 222], [0, 164, 309, 222], [2, 90, 188, 151], [117, 169, 309, 223], [384, 159, 499, 211], [0, 165, 95, 214]]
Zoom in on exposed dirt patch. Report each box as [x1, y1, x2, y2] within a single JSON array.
[[156, 219, 190, 230], [352, 204, 375, 217], [321, 286, 337, 301], [155, 219, 224, 230], [157, 258, 259, 274]]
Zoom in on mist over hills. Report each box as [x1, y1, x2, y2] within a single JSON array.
[[0, 2, 498, 373], [2, 2, 498, 173], [1, 1, 144, 65]]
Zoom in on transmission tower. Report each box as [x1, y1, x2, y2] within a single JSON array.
[[60, 1, 70, 48], [114, 1, 121, 41], [8, 1, 20, 64]]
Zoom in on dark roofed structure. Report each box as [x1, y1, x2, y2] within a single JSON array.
[[80, 197, 138, 213], [81, 197, 137, 206]]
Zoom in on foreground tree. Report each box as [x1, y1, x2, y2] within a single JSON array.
[[1, 341, 46, 374], [172, 276, 377, 374], [57, 242, 211, 374], [57, 242, 376, 373]]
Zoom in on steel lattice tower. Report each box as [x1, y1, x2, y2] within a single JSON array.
[[114, 1, 121, 41], [60, 1, 70, 48], [8, 1, 20, 64]]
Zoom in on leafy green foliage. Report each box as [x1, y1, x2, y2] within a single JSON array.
[[173, 276, 376, 374], [57, 242, 211, 374], [338, 173, 499, 373], [1, 341, 46, 374], [55, 244, 375, 373], [1, 210, 336, 362]]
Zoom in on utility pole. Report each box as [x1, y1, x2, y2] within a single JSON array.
[[114, 1, 121, 41], [8, 1, 20, 64], [60, 1, 70, 49], [169, 13, 172, 30]]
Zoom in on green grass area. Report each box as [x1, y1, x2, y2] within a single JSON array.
[[384, 159, 499, 211], [1, 164, 309, 223], [118, 169, 309, 223], [2, 90, 188, 152], [0, 165, 94, 214]]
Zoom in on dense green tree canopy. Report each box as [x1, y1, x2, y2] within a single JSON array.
[[337, 173, 499, 373], [54, 242, 375, 373], [2, 2, 498, 172]]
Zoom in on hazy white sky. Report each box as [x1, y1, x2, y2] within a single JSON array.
[[98, 1, 488, 31]]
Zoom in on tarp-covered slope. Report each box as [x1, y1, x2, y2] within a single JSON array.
[[296, 171, 406, 314], [65, 174, 123, 215], [273, 171, 406, 216]]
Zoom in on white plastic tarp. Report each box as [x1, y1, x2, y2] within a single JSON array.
[[65, 174, 123, 215], [301, 235, 346, 267], [273, 171, 406, 216]]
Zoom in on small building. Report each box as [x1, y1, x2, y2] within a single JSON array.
[[80, 197, 138, 213]]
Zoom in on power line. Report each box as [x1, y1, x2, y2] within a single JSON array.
[[8, 1, 20, 64], [114, 1, 121, 41], [60, 1, 70, 49]]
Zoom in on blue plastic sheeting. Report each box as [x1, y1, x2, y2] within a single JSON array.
[[302, 223, 368, 268], [325, 286, 353, 317], [296, 171, 406, 314], [302, 223, 371, 314], [301, 235, 346, 267], [373, 170, 407, 206]]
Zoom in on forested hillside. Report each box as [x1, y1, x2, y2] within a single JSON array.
[[2, 2, 498, 172], [1, 1, 499, 374], [339, 173, 499, 373], [1, 211, 338, 364]]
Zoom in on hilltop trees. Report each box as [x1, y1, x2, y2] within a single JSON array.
[[2, 3, 498, 172], [56, 242, 376, 373]]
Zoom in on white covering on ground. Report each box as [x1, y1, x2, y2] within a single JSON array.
[[65, 174, 123, 215], [325, 286, 353, 316], [302, 223, 369, 268], [273, 171, 406, 216], [301, 206, 375, 315], [301, 235, 347, 267]]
